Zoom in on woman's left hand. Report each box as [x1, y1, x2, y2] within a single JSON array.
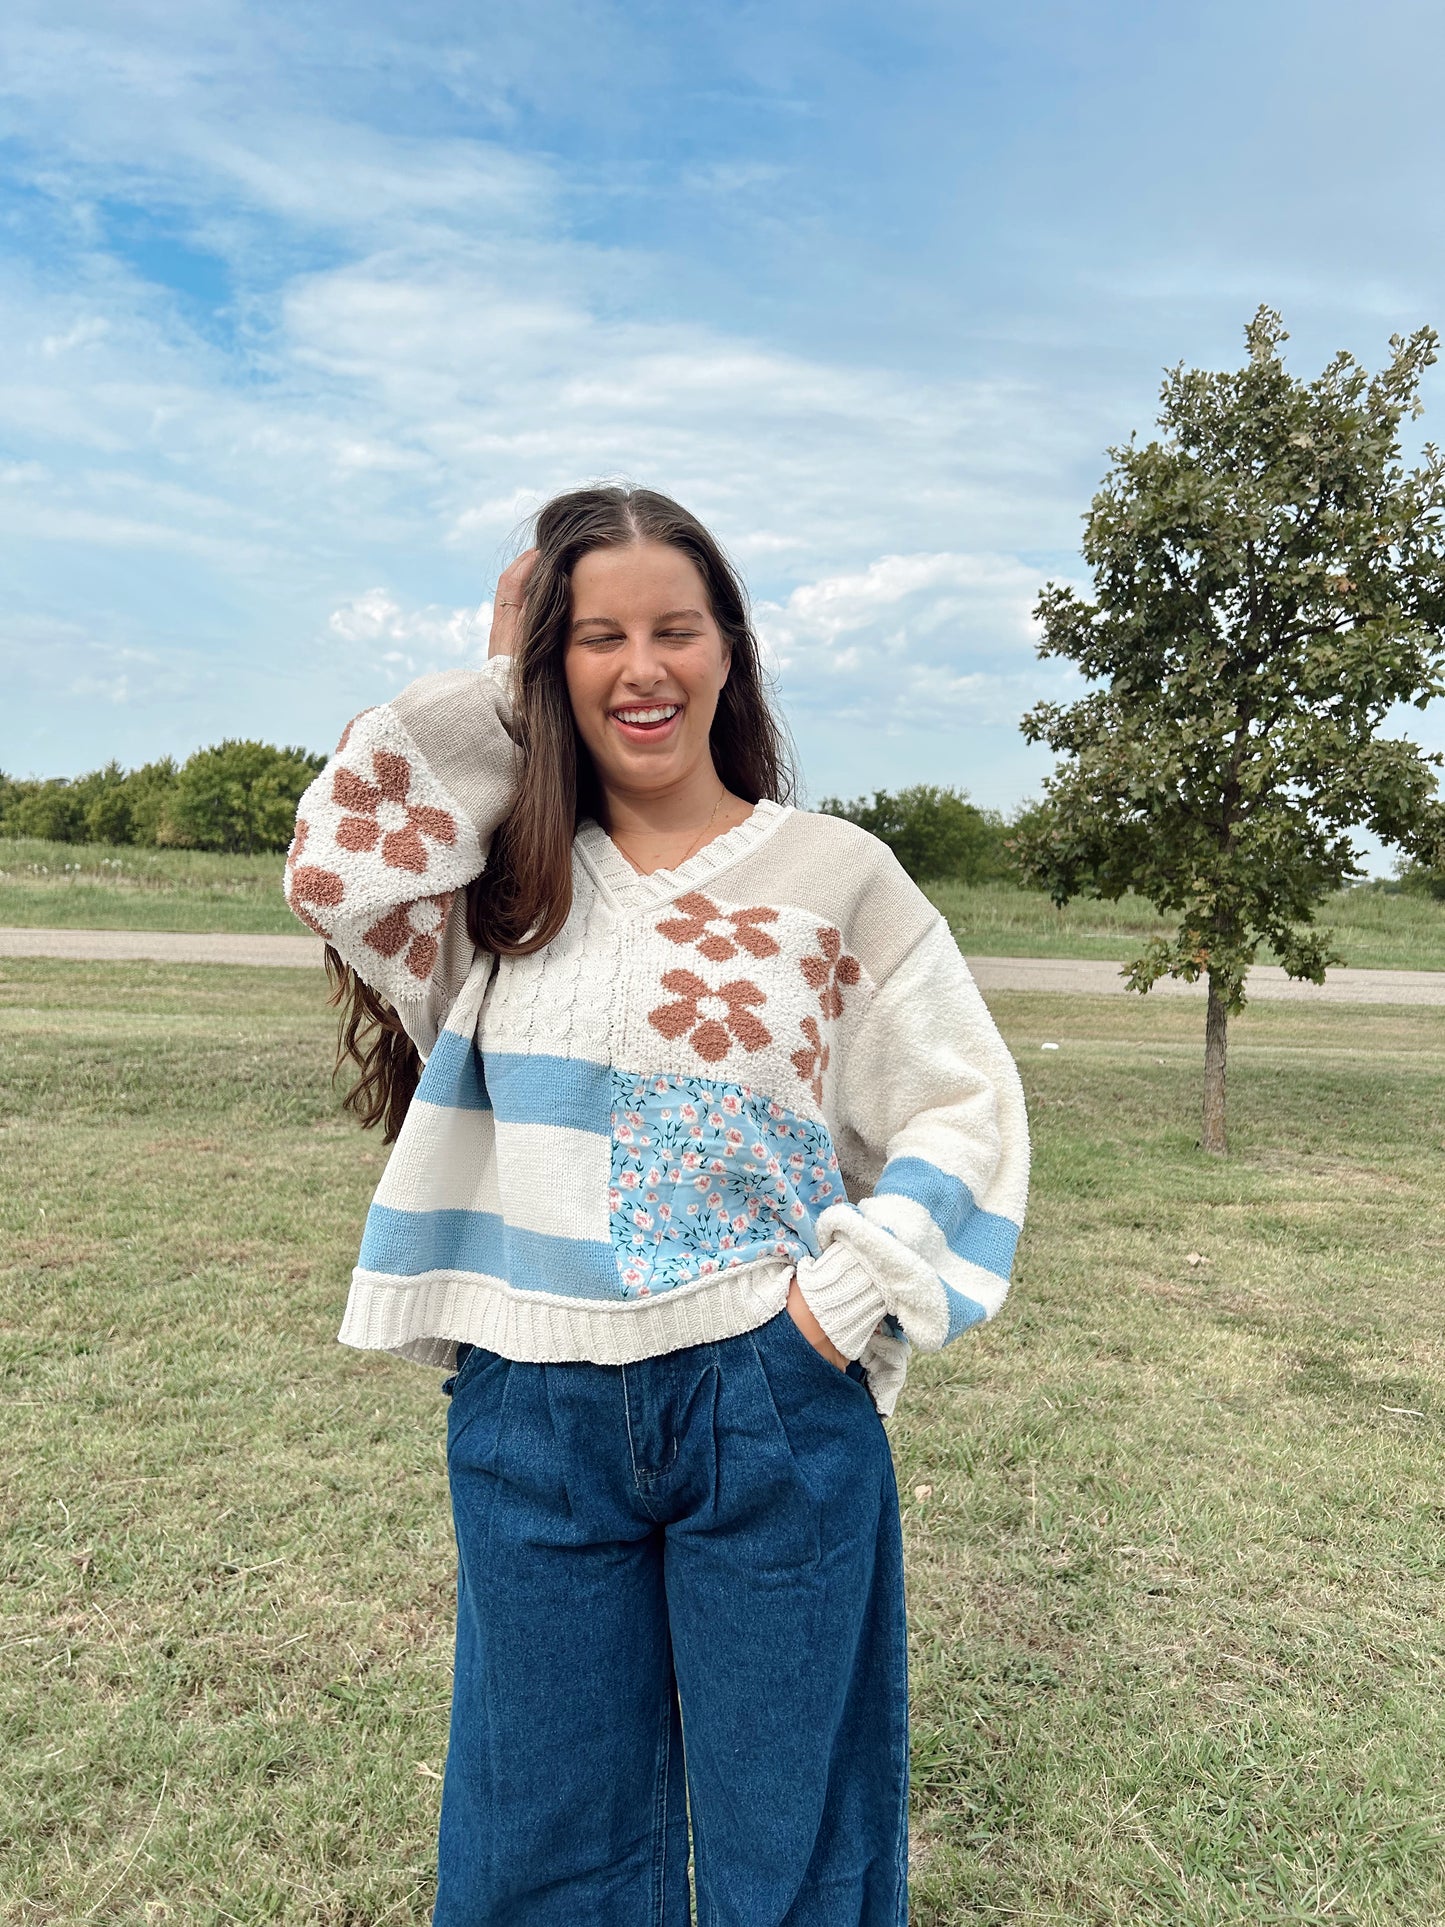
[[785, 1275, 850, 1371], [488, 548, 538, 659]]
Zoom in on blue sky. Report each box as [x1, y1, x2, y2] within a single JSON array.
[[4, 0, 1444, 864]]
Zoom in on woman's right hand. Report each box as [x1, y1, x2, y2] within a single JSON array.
[[488, 548, 539, 659]]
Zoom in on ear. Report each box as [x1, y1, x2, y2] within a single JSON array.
[[718, 635, 732, 689]]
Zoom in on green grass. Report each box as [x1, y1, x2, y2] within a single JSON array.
[[3, 963, 1443, 1922], [929, 876, 1445, 972], [5, 836, 1443, 972], [0, 839, 297, 935]]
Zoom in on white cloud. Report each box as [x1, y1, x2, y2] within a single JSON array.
[[327, 588, 488, 678], [0, 6, 1096, 781], [758, 551, 1061, 730], [40, 316, 109, 358]]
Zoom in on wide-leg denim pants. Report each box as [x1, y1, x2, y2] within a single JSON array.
[[433, 1305, 909, 1926]]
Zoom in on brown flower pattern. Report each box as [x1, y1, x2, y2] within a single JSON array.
[[800, 926, 861, 1020], [648, 969, 772, 1062], [362, 891, 454, 982], [656, 893, 781, 962], [332, 749, 458, 874], [790, 1015, 829, 1105], [284, 819, 345, 936]]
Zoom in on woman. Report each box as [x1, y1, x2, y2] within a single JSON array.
[[286, 485, 1029, 1925]]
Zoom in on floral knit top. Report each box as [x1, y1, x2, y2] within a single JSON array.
[[284, 657, 1030, 1415]]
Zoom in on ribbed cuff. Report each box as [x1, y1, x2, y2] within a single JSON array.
[[794, 1241, 889, 1363]]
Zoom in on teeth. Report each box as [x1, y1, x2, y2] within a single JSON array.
[[613, 705, 679, 724]]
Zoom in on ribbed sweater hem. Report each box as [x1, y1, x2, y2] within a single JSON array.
[[338, 1255, 796, 1369]]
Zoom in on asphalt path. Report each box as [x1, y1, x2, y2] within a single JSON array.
[[3, 925, 1443, 1005]]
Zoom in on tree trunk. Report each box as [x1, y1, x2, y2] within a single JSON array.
[[1202, 972, 1228, 1154]]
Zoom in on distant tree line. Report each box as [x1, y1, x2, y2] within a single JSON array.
[[0, 742, 325, 855], [1395, 857, 1445, 900], [3, 749, 1041, 882], [819, 783, 1046, 887]]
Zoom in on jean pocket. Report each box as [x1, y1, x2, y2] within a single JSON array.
[[771, 1304, 855, 1384], [442, 1340, 499, 1398]]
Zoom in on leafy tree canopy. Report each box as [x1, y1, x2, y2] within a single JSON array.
[[1, 744, 319, 853], [820, 783, 1013, 885], [1014, 309, 1445, 1147], [167, 741, 325, 854]]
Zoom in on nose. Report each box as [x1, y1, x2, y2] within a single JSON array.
[[614, 634, 669, 692]]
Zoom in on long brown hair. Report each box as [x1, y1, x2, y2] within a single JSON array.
[[328, 484, 795, 1140]]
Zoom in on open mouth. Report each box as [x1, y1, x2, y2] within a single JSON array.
[[609, 703, 682, 739]]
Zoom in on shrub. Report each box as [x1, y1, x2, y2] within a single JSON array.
[[75, 761, 134, 845], [819, 784, 1015, 885], [6, 779, 87, 843], [1394, 857, 1445, 902], [166, 740, 325, 854], [119, 758, 181, 846]]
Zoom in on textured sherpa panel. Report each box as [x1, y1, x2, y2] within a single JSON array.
[[704, 810, 936, 991], [608, 893, 877, 1132]]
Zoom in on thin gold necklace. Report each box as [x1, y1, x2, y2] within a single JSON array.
[[612, 787, 727, 876]]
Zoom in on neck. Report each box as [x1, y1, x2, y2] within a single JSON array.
[[600, 763, 728, 843]]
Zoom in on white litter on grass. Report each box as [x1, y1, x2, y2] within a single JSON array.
[[1040, 1042, 1060, 1051]]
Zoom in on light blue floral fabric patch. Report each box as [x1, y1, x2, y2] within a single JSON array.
[[608, 1070, 849, 1297]]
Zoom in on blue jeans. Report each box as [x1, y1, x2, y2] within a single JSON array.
[[434, 1306, 909, 1926]]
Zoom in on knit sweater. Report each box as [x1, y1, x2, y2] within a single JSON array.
[[284, 656, 1030, 1416]]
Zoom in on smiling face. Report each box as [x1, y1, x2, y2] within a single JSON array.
[[564, 540, 731, 807]]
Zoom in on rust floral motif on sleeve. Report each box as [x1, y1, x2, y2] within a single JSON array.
[[332, 749, 460, 874], [790, 1016, 829, 1106], [656, 892, 781, 962], [791, 926, 861, 1103], [284, 819, 345, 936], [648, 969, 772, 1062], [800, 926, 861, 1020], [362, 891, 454, 983]]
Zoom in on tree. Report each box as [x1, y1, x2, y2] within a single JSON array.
[[1014, 309, 1445, 1153], [167, 741, 325, 853], [78, 761, 134, 845], [6, 779, 86, 843], [820, 784, 1009, 884]]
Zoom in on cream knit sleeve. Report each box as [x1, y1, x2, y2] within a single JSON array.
[[283, 656, 519, 1042], [792, 916, 1030, 1404]]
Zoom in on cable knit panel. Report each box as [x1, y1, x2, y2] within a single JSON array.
[[483, 861, 616, 1063], [290, 668, 1030, 1416]]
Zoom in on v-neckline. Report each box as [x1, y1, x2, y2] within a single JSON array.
[[575, 798, 791, 909]]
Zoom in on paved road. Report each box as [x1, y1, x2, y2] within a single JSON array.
[[965, 955, 1445, 1006], [3, 925, 1444, 1005], [0, 927, 331, 969]]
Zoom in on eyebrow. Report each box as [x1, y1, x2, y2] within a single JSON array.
[[569, 608, 707, 632]]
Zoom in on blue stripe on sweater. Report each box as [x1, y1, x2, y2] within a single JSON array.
[[874, 1155, 1020, 1279], [414, 1043, 613, 1134], [482, 1052, 612, 1135], [416, 1030, 490, 1110], [943, 1284, 988, 1344], [359, 1204, 618, 1297]]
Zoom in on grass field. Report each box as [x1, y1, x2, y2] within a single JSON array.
[[928, 877, 1445, 973], [3, 961, 1443, 1923], [0, 841, 297, 936], [4, 836, 1444, 972]]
